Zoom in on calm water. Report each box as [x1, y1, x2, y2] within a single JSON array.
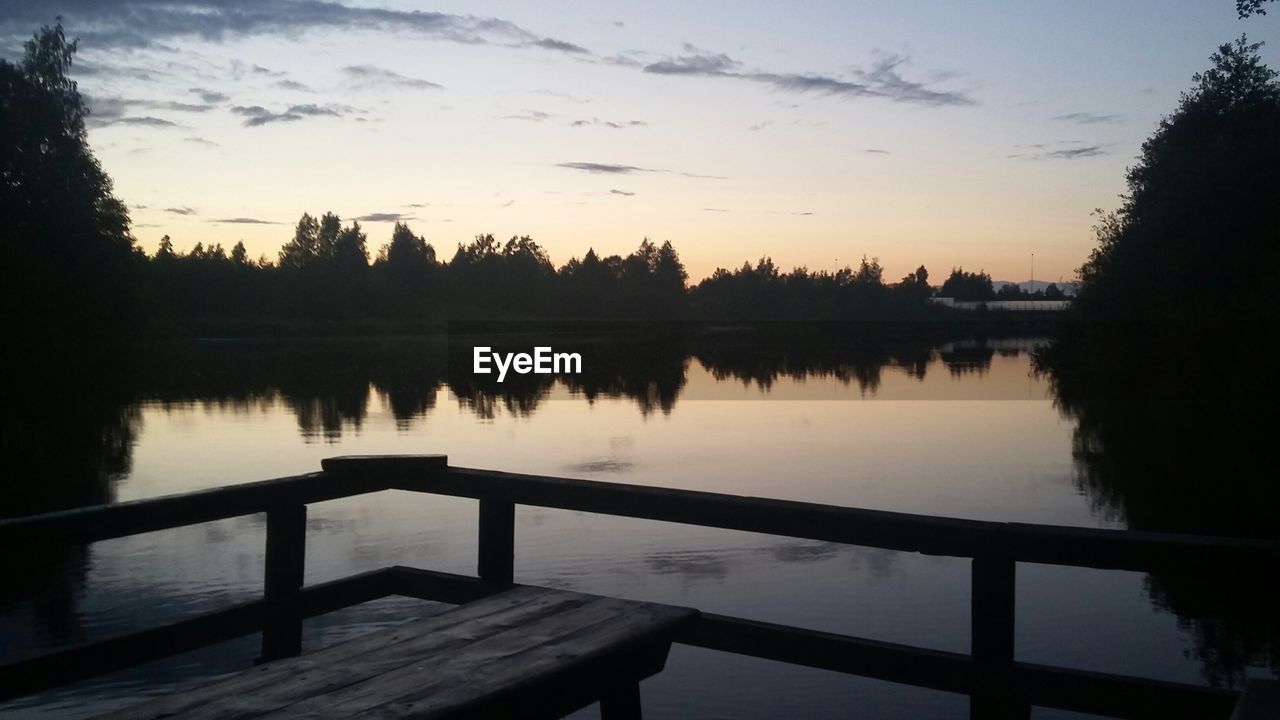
[[0, 334, 1272, 718]]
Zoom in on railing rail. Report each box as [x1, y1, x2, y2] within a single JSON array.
[[1, 454, 1274, 720]]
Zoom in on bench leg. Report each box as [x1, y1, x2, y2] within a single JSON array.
[[599, 682, 642, 720]]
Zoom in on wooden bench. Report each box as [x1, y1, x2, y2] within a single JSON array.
[[97, 587, 699, 719]]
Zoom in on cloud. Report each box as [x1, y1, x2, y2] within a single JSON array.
[[0, 1, 589, 56], [609, 189, 635, 196], [569, 118, 647, 129], [84, 94, 212, 127], [747, 121, 772, 132], [406, 203, 429, 208], [108, 116, 184, 128], [1052, 112, 1122, 125], [501, 110, 551, 122], [703, 207, 729, 212], [274, 79, 313, 92], [533, 38, 589, 54], [556, 162, 649, 174], [864, 148, 891, 154], [164, 206, 197, 215], [191, 88, 228, 104], [185, 136, 220, 147], [1009, 143, 1108, 160], [341, 65, 443, 90], [231, 103, 354, 127], [211, 217, 279, 224], [353, 212, 405, 222], [1043, 146, 1106, 159], [556, 162, 724, 179], [643, 51, 974, 107]]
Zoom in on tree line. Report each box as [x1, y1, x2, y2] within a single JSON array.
[[141, 214, 1042, 327]]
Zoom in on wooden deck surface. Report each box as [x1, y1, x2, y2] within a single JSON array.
[[96, 587, 697, 719]]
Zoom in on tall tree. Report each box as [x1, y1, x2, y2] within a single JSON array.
[[2, 22, 140, 338]]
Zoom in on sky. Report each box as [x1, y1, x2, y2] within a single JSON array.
[[2, 1, 1276, 283]]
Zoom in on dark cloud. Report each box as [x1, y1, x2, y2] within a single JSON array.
[[1052, 112, 1122, 125], [84, 94, 212, 127], [644, 51, 974, 107], [164, 206, 197, 215], [609, 189, 635, 196], [406, 203, 429, 208], [211, 217, 279, 224], [231, 103, 354, 127], [191, 88, 229, 104], [864, 148, 890, 154], [341, 65, 442, 90], [569, 118, 647, 129], [353, 212, 404, 222], [0, 1, 589, 56]]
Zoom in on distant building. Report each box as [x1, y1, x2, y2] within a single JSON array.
[[930, 298, 1071, 311]]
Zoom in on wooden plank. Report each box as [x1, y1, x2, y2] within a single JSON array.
[[678, 612, 974, 695], [95, 588, 590, 720], [263, 591, 693, 719], [1015, 661, 1239, 719], [393, 466, 1280, 571], [1, 569, 394, 703], [0, 471, 389, 544]]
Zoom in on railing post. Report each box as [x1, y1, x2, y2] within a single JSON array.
[[970, 552, 1028, 720], [259, 503, 306, 663], [477, 498, 515, 588]]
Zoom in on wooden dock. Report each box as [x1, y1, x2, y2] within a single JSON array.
[[2, 454, 1278, 719]]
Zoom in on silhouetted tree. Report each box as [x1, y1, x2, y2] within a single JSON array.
[[939, 268, 995, 301], [2, 22, 141, 339]]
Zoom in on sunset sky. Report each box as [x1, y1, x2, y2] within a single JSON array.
[[2, 1, 1276, 282]]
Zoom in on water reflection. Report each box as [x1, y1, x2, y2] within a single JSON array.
[[2, 331, 1275, 697]]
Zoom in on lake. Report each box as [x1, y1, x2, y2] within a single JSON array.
[[0, 332, 1273, 718]]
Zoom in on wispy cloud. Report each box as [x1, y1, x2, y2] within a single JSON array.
[[274, 79, 314, 92], [230, 103, 355, 127], [0, 1, 588, 56], [556, 162, 725, 179], [342, 64, 442, 90], [501, 110, 551, 122], [864, 148, 891, 154], [1052, 112, 1122, 125], [164, 206, 197, 215], [353, 212, 405, 222], [184, 136, 220, 148], [84, 93, 212, 127], [557, 162, 647, 174], [191, 88, 228, 104], [1043, 146, 1106, 159], [643, 51, 974, 107], [211, 217, 279, 224], [610, 189, 635, 196], [569, 118, 647, 129]]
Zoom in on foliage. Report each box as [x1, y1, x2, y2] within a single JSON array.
[[1, 22, 141, 339]]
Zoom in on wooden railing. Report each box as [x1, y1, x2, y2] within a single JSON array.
[[1, 454, 1276, 719]]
